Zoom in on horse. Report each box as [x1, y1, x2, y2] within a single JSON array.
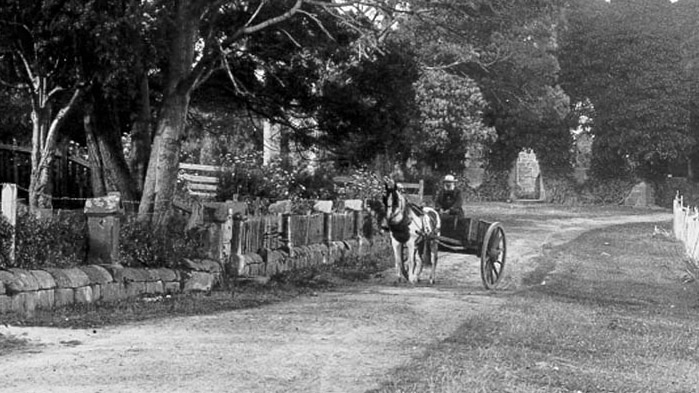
[[382, 181, 441, 284]]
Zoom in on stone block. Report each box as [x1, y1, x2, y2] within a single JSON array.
[[125, 281, 146, 298], [91, 284, 102, 302], [200, 259, 222, 273], [6, 269, 39, 292], [144, 269, 161, 282], [230, 254, 247, 277], [114, 268, 149, 283], [12, 292, 37, 315], [36, 289, 55, 310], [342, 199, 363, 211], [100, 282, 126, 303], [0, 295, 10, 313], [183, 271, 214, 292], [181, 258, 222, 273], [313, 200, 333, 213], [30, 270, 56, 290], [268, 200, 292, 214], [45, 268, 90, 289], [54, 288, 75, 308], [78, 265, 113, 284], [0, 279, 4, 295], [155, 268, 178, 282], [98, 264, 124, 279], [74, 286, 94, 304], [163, 281, 181, 294], [145, 281, 164, 295]]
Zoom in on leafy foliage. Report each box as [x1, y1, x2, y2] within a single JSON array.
[[9, 210, 87, 269], [118, 215, 207, 269], [0, 214, 13, 266], [316, 41, 421, 166], [414, 70, 495, 173], [559, 0, 698, 180]]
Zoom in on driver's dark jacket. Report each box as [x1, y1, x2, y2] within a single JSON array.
[[435, 188, 464, 214]]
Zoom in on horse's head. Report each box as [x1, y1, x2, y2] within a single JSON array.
[[383, 180, 406, 226]]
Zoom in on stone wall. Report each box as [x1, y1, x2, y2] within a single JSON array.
[[1, 237, 390, 317]]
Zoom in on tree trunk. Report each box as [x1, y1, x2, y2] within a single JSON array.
[[84, 102, 108, 197], [27, 85, 83, 211], [138, 0, 201, 223], [128, 72, 152, 194], [84, 88, 140, 211], [28, 104, 52, 210]]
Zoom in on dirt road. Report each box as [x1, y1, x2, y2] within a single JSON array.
[[0, 206, 672, 393]]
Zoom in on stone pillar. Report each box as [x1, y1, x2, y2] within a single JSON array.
[[2, 183, 17, 264], [84, 192, 124, 264]]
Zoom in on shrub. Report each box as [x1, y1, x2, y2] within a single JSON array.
[[542, 176, 580, 205], [655, 177, 699, 208], [477, 170, 511, 201], [0, 214, 13, 266], [8, 209, 87, 269], [580, 177, 636, 205], [118, 215, 208, 268]]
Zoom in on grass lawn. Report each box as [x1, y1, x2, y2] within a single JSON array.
[[370, 222, 699, 393]]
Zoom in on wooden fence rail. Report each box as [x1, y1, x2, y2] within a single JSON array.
[[0, 144, 92, 208]]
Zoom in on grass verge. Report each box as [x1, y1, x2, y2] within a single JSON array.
[[370, 222, 699, 393]]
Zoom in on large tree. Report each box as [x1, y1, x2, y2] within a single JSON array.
[[559, 0, 696, 180], [135, 0, 412, 223], [0, 0, 87, 210]]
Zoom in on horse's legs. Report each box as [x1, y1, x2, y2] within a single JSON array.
[[406, 240, 420, 284], [391, 238, 406, 282], [429, 239, 438, 285]]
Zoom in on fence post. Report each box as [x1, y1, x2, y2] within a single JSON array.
[[219, 208, 233, 264], [353, 210, 362, 239], [2, 183, 17, 265], [323, 213, 332, 246], [84, 192, 123, 264], [282, 213, 294, 257]]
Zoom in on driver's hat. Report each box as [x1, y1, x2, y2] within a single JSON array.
[[443, 174, 456, 182]]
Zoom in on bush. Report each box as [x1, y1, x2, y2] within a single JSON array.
[[477, 170, 510, 201], [4, 209, 88, 269], [655, 177, 699, 208], [0, 214, 13, 266], [543, 176, 580, 205], [118, 215, 208, 268], [580, 177, 636, 205]]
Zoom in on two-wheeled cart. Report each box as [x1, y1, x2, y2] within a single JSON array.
[[434, 214, 507, 289]]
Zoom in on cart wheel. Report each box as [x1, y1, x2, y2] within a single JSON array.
[[481, 222, 506, 289]]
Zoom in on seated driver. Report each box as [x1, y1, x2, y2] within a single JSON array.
[[435, 175, 464, 216]]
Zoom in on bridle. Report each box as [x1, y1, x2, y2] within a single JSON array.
[[385, 187, 409, 227]]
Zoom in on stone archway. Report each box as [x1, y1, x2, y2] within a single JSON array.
[[514, 150, 543, 200]]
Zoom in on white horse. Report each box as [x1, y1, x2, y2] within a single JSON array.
[[382, 181, 441, 284]]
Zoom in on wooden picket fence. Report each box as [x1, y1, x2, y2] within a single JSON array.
[[673, 195, 699, 261], [232, 210, 365, 256]]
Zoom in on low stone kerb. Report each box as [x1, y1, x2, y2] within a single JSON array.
[[45, 268, 90, 289], [30, 270, 56, 290], [0, 269, 39, 293], [78, 265, 113, 284]]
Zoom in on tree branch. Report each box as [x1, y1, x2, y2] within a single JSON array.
[[241, 0, 303, 35]]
